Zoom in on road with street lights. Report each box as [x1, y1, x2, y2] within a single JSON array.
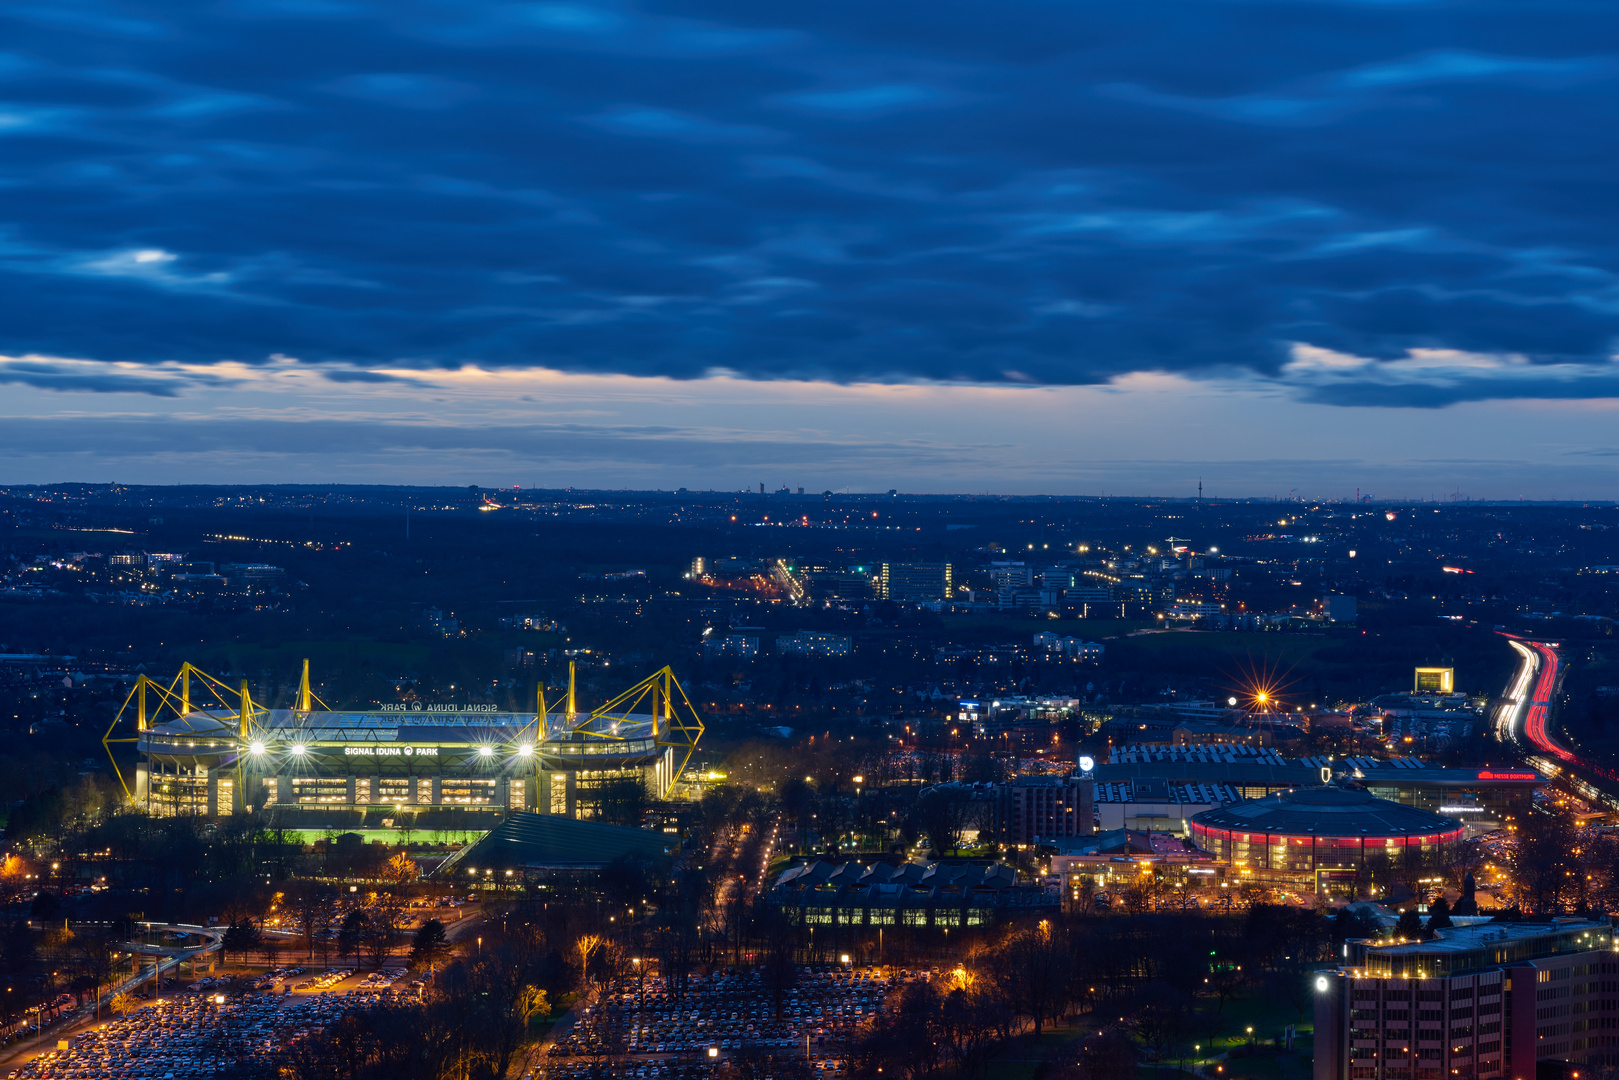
[[1494, 633, 1619, 814]]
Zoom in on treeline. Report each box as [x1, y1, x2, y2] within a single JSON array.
[[845, 905, 1343, 1080]]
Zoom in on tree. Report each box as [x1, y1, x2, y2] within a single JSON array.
[[381, 852, 418, 890], [364, 894, 406, 969], [574, 933, 603, 992], [1074, 1027, 1139, 1080], [1395, 908, 1423, 940], [286, 882, 331, 961], [1426, 896, 1453, 935], [338, 908, 368, 967], [220, 920, 260, 967], [917, 787, 980, 857], [410, 919, 450, 970], [1514, 811, 1579, 911], [989, 922, 1073, 1037]]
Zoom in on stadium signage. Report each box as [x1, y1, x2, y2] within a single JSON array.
[[343, 746, 439, 757], [380, 703, 501, 713], [1476, 771, 1537, 781]]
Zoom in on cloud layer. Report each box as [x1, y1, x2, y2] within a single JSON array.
[[1, 0, 1618, 408]]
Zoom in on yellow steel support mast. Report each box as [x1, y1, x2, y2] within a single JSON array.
[[577, 666, 706, 796], [102, 660, 310, 799]]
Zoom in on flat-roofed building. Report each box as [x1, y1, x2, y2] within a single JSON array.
[[1094, 745, 1543, 829], [1315, 917, 1617, 1080]]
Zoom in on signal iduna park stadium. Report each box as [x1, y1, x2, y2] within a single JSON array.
[[104, 662, 703, 822]]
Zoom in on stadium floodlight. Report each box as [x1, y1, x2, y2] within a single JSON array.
[[518, 744, 534, 757], [290, 744, 306, 757], [478, 745, 494, 757], [248, 741, 266, 755]]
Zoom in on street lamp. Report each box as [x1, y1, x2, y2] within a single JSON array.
[[708, 1047, 719, 1059]]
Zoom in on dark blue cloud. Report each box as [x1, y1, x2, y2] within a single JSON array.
[[2, 0, 1619, 405]]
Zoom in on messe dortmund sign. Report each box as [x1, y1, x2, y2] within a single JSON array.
[[343, 746, 440, 756]]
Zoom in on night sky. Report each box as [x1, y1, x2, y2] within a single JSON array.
[[3, 1, 1619, 496]]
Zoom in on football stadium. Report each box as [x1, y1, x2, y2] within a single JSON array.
[[104, 661, 703, 822]]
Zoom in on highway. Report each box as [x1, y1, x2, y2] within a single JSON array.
[[1496, 635, 1569, 763], [1494, 633, 1619, 813]]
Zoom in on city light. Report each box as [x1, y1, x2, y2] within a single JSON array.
[[478, 745, 494, 757], [518, 744, 534, 756], [289, 744, 306, 756], [248, 740, 265, 754]]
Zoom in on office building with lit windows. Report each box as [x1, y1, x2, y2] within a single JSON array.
[[1314, 918, 1618, 1080], [878, 562, 952, 602]]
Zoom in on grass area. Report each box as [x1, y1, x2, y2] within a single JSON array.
[[268, 827, 485, 846]]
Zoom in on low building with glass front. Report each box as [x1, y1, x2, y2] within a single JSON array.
[[769, 859, 1057, 930]]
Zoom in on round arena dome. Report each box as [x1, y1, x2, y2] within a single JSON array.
[[1190, 785, 1462, 887]]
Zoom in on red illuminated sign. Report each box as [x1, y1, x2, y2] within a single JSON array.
[[1477, 771, 1538, 781]]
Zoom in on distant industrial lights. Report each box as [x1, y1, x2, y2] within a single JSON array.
[[1208, 547, 1218, 554], [1348, 550, 1357, 558], [248, 741, 266, 755], [289, 744, 306, 757], [478, 745, 495, 758], [518, 744, 534, 757]]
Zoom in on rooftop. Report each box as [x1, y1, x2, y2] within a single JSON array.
[[1191, 785, 1462, 837], [1343, 918, 1614, 977], [445, 811, 679, 873]]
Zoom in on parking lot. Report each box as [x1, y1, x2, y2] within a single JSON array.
[[3, 970, 423, 1080], [549, 964, 935, 1073]]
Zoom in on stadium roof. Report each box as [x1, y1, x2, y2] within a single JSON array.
[[448, 811, 679, 872]]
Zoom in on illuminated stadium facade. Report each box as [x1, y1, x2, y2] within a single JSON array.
[[1188, 785, 1463, 891], [107, 662, 703, 820]]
